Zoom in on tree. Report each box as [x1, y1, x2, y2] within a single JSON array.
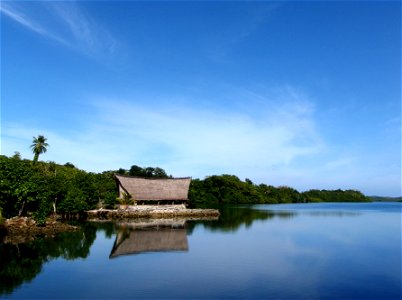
[[153, 167, 168, 178], [12, 152, 21, 160], [117, 168, 127, 175], [129, 165, 144, 177], [30, 135, 49, 163]]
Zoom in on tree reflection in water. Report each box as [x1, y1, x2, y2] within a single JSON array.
[[187, 205, 295, 234], [0, 206, 295, 295], [0, 223, 96, 295]]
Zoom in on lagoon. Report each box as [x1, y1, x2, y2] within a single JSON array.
[[1, 202, 401, 299]]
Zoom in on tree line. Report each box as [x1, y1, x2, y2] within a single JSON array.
[[0, 134, 370, 223], [0, 154, 370, 223], [189, 174, 370, 205]]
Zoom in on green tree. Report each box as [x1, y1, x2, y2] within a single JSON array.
[[30, 135, 49, 163], [153, 167, 169, 178], [64, 162, 75, 168], [128, 165, 169, 178], [129, 165, 144, 177], [12, 152, 21, 160]]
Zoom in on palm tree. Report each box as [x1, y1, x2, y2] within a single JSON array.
[[30, 135, 49, 163]]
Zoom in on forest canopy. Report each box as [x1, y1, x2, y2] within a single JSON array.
[[189, 175, 369, 205], [0, 155, 370, 222]]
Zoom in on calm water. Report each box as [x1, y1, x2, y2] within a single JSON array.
[[1, 202, 401, 299]]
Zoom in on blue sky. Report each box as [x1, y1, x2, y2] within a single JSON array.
[[1, 1, 400, 196]]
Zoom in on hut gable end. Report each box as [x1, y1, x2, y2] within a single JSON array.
[[115, 174, 191, 201]]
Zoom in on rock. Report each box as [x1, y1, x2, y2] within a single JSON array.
[[1, 217, 80, 245]]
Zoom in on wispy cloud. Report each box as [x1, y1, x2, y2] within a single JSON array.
[[0, 2, 67, 45], [94, 100, 321, 173], [1, 87, 323, 178], [2, 86, 401, 196], [1, 1, 118, 58]]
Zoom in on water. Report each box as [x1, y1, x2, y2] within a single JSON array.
[[1, 202, 401, 299]]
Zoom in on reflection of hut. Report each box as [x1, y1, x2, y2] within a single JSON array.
[[115, 175, 191, 205], [109, 225, 188, 258]]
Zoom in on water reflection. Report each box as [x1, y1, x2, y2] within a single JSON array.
[[1, 203, 400, 299], [0, 223, 97, 296], [299, 211, 359, 217], [190, 205, 296, 233], [110, 220, 189, 258], [108, 208, 297, 259], [108, 207, 291, 258]]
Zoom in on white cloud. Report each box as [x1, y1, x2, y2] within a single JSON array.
[[1, 90, 323, 178], [2, 93, 401, 196], [1, 2, 118, 58], [2, 83, 400, 196]]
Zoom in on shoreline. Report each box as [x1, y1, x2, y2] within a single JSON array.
[[0, 206, 220, 244]]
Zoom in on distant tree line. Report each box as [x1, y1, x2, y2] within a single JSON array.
[[369, 196, 402, 202], [0, 155, 370, 223], [189, 174, 370, 205]]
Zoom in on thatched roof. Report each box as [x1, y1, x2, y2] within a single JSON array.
[[110, 228, 188, 258], [115, 174, 191, 201]]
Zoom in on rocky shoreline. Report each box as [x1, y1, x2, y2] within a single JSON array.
[[0, 217, 79, 244], [0, 207, 220, 244], [86, 205, 220, 220]]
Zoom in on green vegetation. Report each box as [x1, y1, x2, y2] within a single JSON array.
[[0, 155, 177, 221], [120, 165, 170, 178], [0, 155, 116, 220], [117, 191, 135, 207], [302, 189, 371, 203], [189, 174, 370, 205], [0, 152, 370, 222]]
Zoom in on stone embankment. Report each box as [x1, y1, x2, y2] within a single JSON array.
[[86, 205, 220, 220]]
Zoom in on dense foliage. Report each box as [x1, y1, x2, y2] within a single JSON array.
[[302, 189, 371, 203], [189, 174, 370, 205], [0, 155, 116, 222], [0, 155, 370, 221], [117, 165, 170, 178], [0, 156, 178, 221]]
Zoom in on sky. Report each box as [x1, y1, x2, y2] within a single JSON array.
[[1, 1, 400, 197]]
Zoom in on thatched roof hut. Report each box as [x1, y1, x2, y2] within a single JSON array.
[[115, 174, 191, 204]]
